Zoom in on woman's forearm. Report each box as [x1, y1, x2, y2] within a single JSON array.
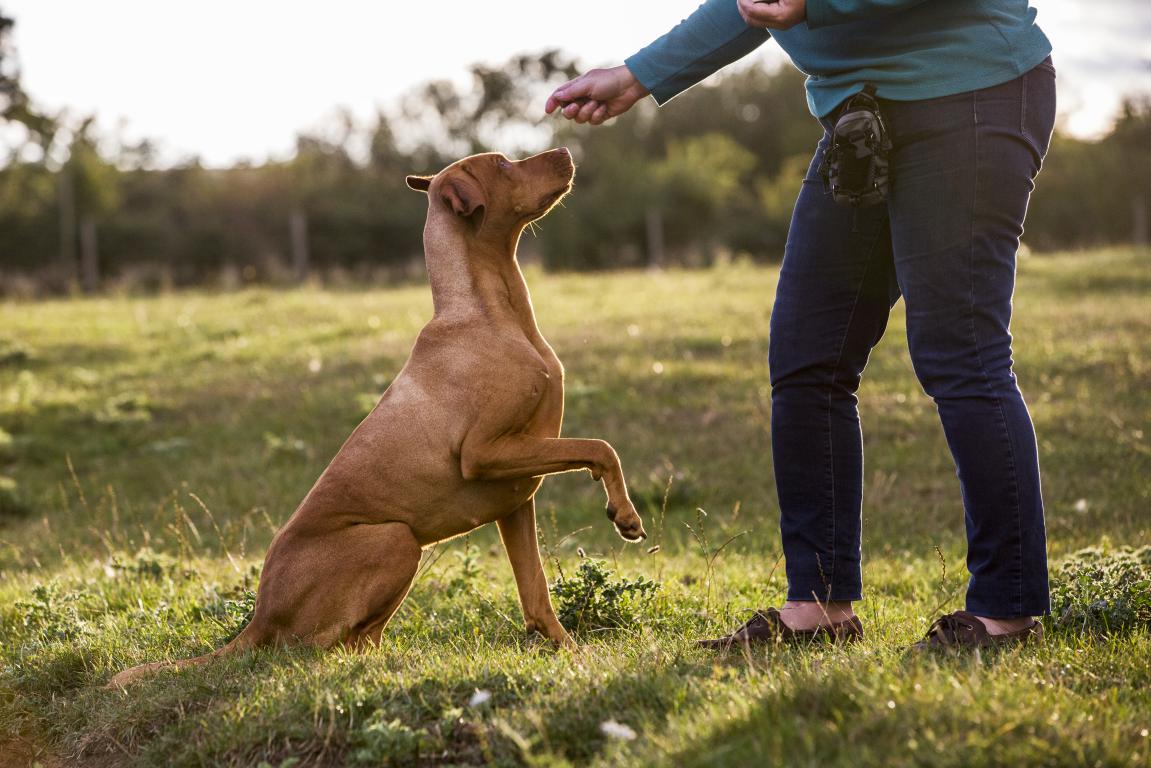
[[624, 0, 772, 106]]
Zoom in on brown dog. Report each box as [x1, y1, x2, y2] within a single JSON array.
[[108, 148, 646, 688]]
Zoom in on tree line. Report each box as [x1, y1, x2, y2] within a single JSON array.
[[1, 9, 1148, 296]]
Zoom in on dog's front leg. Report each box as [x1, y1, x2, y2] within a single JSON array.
[[460, 434, 646, 541], [497, 499, 576, 649]]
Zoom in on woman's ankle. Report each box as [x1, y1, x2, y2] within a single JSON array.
[[969, 614, 1036, 635], [779, 600, 856, 629]]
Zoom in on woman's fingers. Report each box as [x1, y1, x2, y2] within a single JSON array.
[[561, 99, 589, 119], [554, 98, 611, 125], [739, 0, 807, 29], [737, 0, 752, 23], [545, 65, 645, 124], [546, 75, 589, 114], [575, 99, 600, 124]]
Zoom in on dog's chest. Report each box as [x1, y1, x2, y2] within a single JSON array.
[[516, 365, 560, 429]]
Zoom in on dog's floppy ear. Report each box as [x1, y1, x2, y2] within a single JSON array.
[[440, 176, 484, 221], [405, 175, 432, 193]]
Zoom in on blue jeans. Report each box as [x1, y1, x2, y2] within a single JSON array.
[[769, 59, 1056, 618]]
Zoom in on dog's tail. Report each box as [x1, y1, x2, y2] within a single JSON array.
[[104, 624, 261, 690]]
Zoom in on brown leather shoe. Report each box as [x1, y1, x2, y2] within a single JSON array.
[[913, 610, 1043, 650], [697, 607, 864, 650]]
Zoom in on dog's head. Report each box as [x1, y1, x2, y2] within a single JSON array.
[[405, 148, 575, 235]]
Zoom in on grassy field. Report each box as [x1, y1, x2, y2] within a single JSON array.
[[0, 248, 1149, 767]]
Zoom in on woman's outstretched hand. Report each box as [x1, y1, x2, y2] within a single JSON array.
[[544, 65, 650, 125], [738, 0, 807, 30]]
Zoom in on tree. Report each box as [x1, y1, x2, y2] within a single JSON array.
[[0, 7, 53, 146], [399, 50, 580, 162]]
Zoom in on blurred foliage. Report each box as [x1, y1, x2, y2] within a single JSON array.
[[0, 7, 1149, 294], [1, 5, 53, 141], [1026, 98, 1151, 250], [0, 472, 29, 519]]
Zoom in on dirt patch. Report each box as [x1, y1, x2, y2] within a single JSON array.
[[0, 736, 120, 768], [0, 737, 52, 768]]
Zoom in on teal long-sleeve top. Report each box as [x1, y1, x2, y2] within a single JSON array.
[[624, 0, 1052, 117]]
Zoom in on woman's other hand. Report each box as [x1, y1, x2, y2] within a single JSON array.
[[738, 0, 807, 30], [544, 65, 650, 125]]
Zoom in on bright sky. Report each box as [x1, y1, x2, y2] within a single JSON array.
[[4, 0, 1149, 166]]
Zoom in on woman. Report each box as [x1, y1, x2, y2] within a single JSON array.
[[545, 0, 1055, 649]]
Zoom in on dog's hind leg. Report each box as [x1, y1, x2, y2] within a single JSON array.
[[498, 499, 575, 649], [244, 517, 421, 648], [335, 521, 422, 649], [107, 521, 421, 687]]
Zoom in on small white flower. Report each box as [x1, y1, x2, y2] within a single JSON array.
[[600, 720, 637, 741], [468, 689, 491, 708]]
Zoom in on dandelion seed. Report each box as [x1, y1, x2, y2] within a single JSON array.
[[600, 720, 637, 741], [886, 700, 896, 710], [627, 324, 641, 337], [308, 358, 323, 374], [1073, 498, 1089, 513], [1142, 728, 1149, 738], [651, 361, 664, 375], [468, 689, 491, 708]]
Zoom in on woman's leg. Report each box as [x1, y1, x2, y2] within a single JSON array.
[[769, 132, 901, 613], [883, 62, 1057, 619]]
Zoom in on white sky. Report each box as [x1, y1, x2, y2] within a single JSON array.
[[4, 0, 1149, 167]]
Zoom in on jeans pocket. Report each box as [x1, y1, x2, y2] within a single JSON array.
[[1021, 60, 1057, 160]]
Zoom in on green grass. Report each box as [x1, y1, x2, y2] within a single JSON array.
[[1, 248, 1149, 767]]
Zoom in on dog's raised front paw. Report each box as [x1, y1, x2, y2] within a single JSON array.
[[605, 502, 647, 542]]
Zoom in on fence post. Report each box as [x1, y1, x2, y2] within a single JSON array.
[[290, 209, 310, 283], [1133, 195, 1148, 248], [645, 206, 666, 269], [79, 214, 99, 293], [58, 168, 77, 287]]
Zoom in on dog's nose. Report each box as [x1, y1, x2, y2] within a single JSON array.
[[551, 147, 574, 172]]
